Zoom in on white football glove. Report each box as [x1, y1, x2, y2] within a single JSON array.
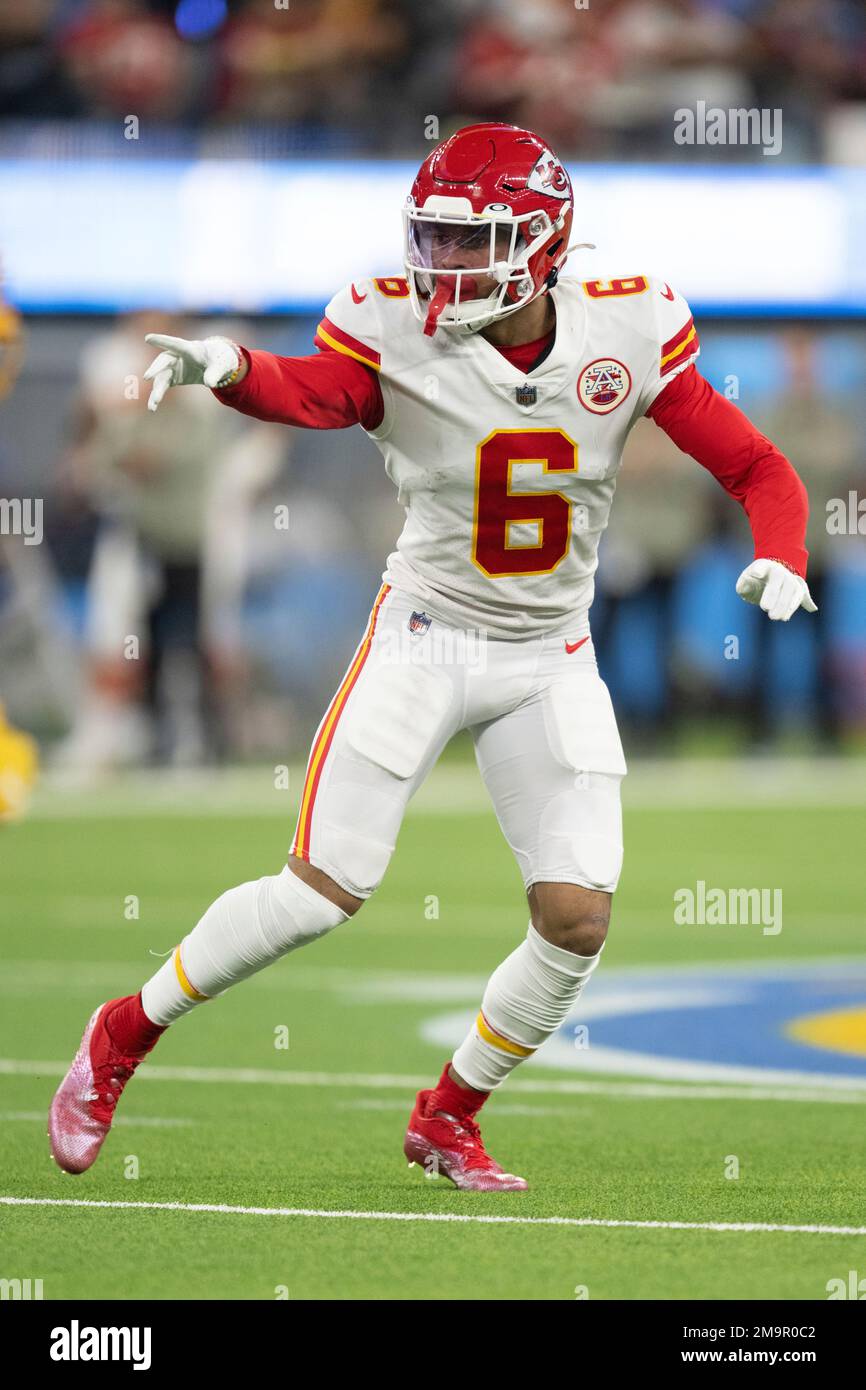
[[143, 334, 241, 412], [735, 558, 817, 621]]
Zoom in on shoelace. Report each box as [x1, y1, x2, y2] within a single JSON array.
[[433, 1108, 500, 1172], [87, 1058, 139, 1122]]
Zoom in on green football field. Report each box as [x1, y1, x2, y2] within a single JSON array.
[[2, 760, 865, 1301]]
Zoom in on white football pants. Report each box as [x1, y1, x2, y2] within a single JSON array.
[[290, 583, 626, 899]]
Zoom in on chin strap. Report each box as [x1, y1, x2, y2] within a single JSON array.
[[545, 241, 596, 290]]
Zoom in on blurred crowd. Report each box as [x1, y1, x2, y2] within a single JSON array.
[[2, 0, 866, 771], [594, 327, 866, 750], [1, 0, 866, 161], [2, 309, 865, 769], [0, 308, 407, 770]]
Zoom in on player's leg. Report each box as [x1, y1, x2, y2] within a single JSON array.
[[403, 644, 624, 1188], [453, 645, 625, 1094], [49, 585, 463, 1172], [144, 584, 464, 1011], [129, 584, 404, 1033]]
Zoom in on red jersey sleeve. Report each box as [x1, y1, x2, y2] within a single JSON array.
[[212, 345, 384, 432], [646, 364, 809, 577]]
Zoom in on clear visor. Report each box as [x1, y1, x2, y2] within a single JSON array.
[[406, 217, 522, 277], [402, 207, 550, 334]]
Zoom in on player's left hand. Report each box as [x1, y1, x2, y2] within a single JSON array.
[[143, 334, 241, 412], [735, 558, 817, 621]]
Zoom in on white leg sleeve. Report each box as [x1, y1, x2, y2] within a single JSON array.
[[141, 865, 348, 1025], [451, 923, 604, 1091]]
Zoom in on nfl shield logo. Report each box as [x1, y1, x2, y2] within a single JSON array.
[[515, 383, 537, 407], [408, 610, 432, 635]]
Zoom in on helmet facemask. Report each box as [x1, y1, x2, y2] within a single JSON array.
[[402, 198, 567, 337]]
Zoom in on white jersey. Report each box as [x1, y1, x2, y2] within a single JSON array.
[[318, 272, 700, 638]]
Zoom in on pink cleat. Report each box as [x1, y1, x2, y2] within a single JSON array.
[[404, 1066, 528, 1192], [48, 996, 163, 1174]]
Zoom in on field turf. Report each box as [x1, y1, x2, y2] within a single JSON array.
[[1, 761, 864, 1301]]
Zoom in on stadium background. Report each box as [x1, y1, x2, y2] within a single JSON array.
[[1, 0, 866, 1307], [1, 0, 865, 765]]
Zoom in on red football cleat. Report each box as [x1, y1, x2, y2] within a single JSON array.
[[48, 996, 162, 1175], [404, 1073, 529, 1192]]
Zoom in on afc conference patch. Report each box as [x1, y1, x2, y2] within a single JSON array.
[[577, 358, 631, 414], [408, 610, 432, 635]]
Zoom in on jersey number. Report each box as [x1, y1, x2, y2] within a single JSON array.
[[373, 277, 409, 297], [582, 276, 648, 298], [473, 429, 578, 578]]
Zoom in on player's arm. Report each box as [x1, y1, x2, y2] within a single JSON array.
[[143, 335, 383, 431], [647, 365, 814, 621], [143, 283, 386, 431], [217, 343, 383, 431], [641, 282, 814, 622]]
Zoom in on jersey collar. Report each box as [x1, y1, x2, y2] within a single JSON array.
[[455, 284, 586, 414]]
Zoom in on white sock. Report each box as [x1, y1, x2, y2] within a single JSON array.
[[451, 922, 604, 1090], [141, 865, 348, 1026]]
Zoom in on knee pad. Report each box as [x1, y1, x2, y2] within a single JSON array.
[[538, 672, 626, 891], [313, 757, 401, 897], [309, 661, 455, 897], [536, 777, 623, 891]]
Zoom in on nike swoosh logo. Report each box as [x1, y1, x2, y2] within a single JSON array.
[[565, 637, 590, 654], [661, 283, 675, 301], [351, 284, 367, 303]]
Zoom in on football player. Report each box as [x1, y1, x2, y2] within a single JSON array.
[[50, 124, 814, 1190]]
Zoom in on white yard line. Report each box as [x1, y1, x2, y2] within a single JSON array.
[[1, 1196, 863, 1237], [2, 1057, 865, 1104]]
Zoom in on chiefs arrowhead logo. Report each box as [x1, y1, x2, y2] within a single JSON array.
[[527, 151, 570, 201]]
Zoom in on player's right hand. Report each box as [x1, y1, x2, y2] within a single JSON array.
[[143, 334, 241, 411], [735, 558, 817, 621]]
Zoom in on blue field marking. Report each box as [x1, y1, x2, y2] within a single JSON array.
[[558, 966, 866, 1077], [546, 960, 866, 1083], [421, 958, 866, 1088]]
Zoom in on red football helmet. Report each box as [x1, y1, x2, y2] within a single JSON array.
[[403, 123, 576, 337]]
